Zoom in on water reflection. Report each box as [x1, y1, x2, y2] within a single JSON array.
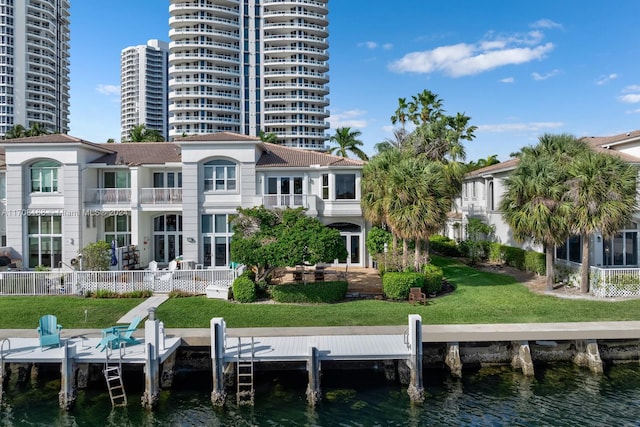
[[3, 364, 640, 426]]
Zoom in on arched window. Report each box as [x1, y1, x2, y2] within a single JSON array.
[[488, 181, 494, 211], [204, 159, 237, 191], [30, 160, 60, 193]]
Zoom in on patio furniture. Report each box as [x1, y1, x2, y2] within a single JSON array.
[[408, 287, 427, 305], [37, 314, 62, 350], [96, 316, 142, 351]]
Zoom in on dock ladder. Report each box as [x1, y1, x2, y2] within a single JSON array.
[[0, 338, 9, 404], [103, 344, 127, 407], [236, 337, 255, 405]]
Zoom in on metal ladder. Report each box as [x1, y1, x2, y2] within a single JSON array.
[[236, 337, 255, 405], [0, 338, 9, 405], [103, 344, 127, 407]]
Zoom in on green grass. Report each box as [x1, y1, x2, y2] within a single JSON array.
[[2, 256, 640, 328]]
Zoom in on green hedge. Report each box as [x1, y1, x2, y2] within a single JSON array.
[[422, 264, 444, 295], [270, 281, 348, 303], [488, 242, 504, 263], [524, 251, 546, 275], [502, 246, 525, 270], [382, 272, 425, 300], [232, 274, 257, 303], [429, 235, 461, 257]]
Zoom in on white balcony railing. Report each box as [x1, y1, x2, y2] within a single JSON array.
[[85, 188, 131, 205], [140, 188, 183, 205], [262, 194, 308, 209]]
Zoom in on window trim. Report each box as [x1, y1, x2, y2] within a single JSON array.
[[203, 159, 238, 192], [30, 160, 60, 193]]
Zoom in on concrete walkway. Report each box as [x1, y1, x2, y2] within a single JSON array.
[[117, 294, 169, 324]]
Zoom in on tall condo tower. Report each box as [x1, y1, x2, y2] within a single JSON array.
[[0, 0, 70, 137], [120, 40, 170, 141], [168, 0, 329, 150]]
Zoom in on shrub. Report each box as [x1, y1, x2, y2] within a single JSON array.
[[488, 243, 504, 263], [503, 246, 525, 270], [366, 226, 392, 256], [168, 290, 199, 298], [422, 264, 444, 295], [524, 251, 545, 275], [88, 289, 152, 298], [232, 274, 257, 303], [429, 235, 461, 257], [270, 281, 348, 303], [80, 241, 111, 271], [382, 272, 425, 300]]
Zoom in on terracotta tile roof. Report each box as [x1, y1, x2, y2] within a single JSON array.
[[90, 143, 181, 165], [581, 130, 640, 148], [1, 133, 114, 153], [174, 132, 260, 143], [465, 158, 520, 177], [257, 143, 365, 168]]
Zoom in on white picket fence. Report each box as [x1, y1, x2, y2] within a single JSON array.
[[590, 266, 640, 298], [0, 268, 237, 296]]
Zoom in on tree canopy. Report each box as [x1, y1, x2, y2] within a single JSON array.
[[230, 206, 347, 281], [126, 124, 164, 142], [328, 127, 369, 160]]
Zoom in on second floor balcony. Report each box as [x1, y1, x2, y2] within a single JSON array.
[[85, 188, 131, 205], [140, 188, 183, 205]]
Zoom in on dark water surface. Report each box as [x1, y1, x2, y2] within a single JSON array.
[[2, 363, 640, 426]]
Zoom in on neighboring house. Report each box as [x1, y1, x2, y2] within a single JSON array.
[[459, 130, 640, 269], [0, 133, 367, 270]]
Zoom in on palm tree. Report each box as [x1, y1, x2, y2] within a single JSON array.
[[4, 124, 27, 139], [384, 156, 451, 270], [328, 127, 369, 160], [407, 89, 444, 125], [500, 134, 584, 291], [27, 122, 48, 137], [258, 130, 278, 144], [374, 128, 408, 154], [390, 98, 409, 130], [127, 124, 164, 142], [566, 150, 638, 292]]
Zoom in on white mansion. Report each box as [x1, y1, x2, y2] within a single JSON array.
[[460, 130, 640, 269], [0, 133, 366, 270]]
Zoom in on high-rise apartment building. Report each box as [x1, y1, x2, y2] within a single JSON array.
[[168, 0, 329, 150], [120, 40, 170, 142], [0, 0, 70, 137]]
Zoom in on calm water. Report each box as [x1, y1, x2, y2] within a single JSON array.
[[2, 363, 640, 426]]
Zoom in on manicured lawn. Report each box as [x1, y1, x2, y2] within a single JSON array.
[[2, 256, 640, 329]]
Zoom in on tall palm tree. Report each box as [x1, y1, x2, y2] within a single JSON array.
[[384, 156, 451, 270], [27, 122, 48, 137], [328, 127, 369, 160], [500, 134, 584, 291], [390, 98, 409, 130], [407, 89, 444, 125], [566, 150, 638, 292]]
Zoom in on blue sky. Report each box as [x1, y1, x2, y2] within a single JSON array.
[[69, 1, 640, 162]]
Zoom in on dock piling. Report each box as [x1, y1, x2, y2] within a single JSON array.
[[210, 317, 227, 407], [407, 314, 424, 403], [574, 339, 603, 373], [141, 308, 160, 410], [511, 341, 535, 376], [306, 345, 321, 406], [59, 341, 77, 410], [445, 342, 462, 378]]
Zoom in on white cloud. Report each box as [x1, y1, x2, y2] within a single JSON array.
[[327, 109, 369, 129], [96, 84, 119, 96], [382, 43, 393, 50], [478, 122, 564, 133], [499, 77, 515, 83], [530, 19, 563, 30], [389, 29, 555, 78], [596, 73, 618, 85], [531, 69, 560, 80], [358, 41, 378, 49], [625, 108, 640, 114], [619, 94, 640, 104], [618, 85, 640, 103]]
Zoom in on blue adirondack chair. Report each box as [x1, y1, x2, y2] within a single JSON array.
[[96, 316, 142, 351], [37, 314, 62, 350]]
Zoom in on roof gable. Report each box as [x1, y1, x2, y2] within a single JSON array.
[[257, 143, 365, 168]]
